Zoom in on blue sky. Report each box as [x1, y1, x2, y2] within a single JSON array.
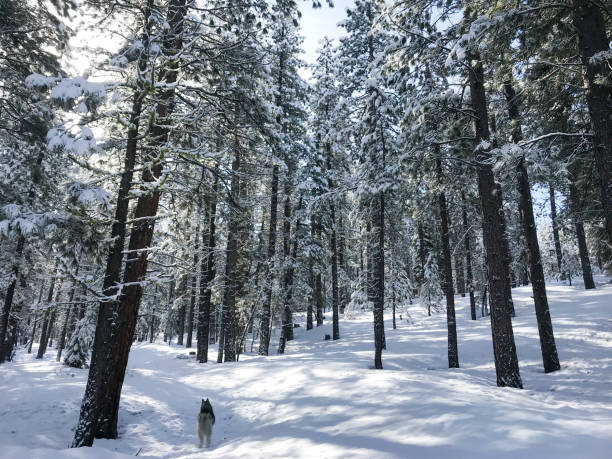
[[298, 0, 354, 76]]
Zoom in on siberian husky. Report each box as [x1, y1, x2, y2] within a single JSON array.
[[198, 398, 215, 448]]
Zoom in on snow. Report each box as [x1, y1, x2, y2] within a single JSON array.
[[25, 73, 58, 88], [2, 204, 20, 219], [1, 280, 612, 458], [589, 50, 612, 65], [2, 446, 135, 459], [47, 127, 98, 157], [50, 77, 107, 102]]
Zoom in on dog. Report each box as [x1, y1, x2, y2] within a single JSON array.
[[198, 398, 215, 448]]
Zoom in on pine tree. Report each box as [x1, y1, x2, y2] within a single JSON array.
[[73, 0, 192, 445], [570, 1, 612, 246], [64, 305, 95, 369], [421, 253, 443, 317], [0, 0, 77, 363]]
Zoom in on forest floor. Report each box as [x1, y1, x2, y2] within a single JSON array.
[[1, 278, 612, 458]]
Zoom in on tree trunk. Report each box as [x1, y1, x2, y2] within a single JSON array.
[[455, 251, 465, 298], [436, 157, 459, 368], [27, 281, 46, 354], [279, 197, 302, 353], [259, 164, 279, 356], [164, 279, 175, 344], [0, 101, 55, 362], [575, 218, 595, 290], [417, 223, 426, 286], [36, 310, 51, 359], [392, 281, 396, 330], [72, 1, 156, 448], [572, 0, 612, 245], [36, 271, 59, 359], [489, 118, 516, 318], [216, 317, 225, 363], [74, 0, 188, 444], [549, 183, 564, 278], [186, 222, 200, 349], [0, 143, 51, 362], [57, 267, 80, 362], [517, 207, 531, 286], [307, 220, 315, 331], [504, 80, 560, 373], [517, 161, 561, 373], [176, 300, 185, 345], [371, 193, 384, 369], [148, 303, 156, 343], [197, 175, 217, 363], [222, 139, 241, 363], [4, 275, 26, 360], [330, 199, 340, 341], [0, 235, 25, 363], [338, 213, 348, 313], [47, 307, 57, 349], [210, 303, 217, 344], [279, 179, 294, 349], [568, 171, 595, 289], [326, 148, 340, 341], [315, 219, 324, 326], [467, 47, 522, 388]]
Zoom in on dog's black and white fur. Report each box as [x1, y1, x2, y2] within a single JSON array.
[[198, 398, 215, 448]]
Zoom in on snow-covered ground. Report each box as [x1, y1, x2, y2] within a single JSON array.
[[2, 279, 612, 458]]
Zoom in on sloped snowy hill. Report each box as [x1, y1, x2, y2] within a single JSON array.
[[1, 282, 611, 458]]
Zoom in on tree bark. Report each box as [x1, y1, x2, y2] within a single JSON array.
[[74, 0, 188, 444], [572, 0, 612, 245], [549, 183, 564, 278], [315, 219, 324, 326], [36, 271, 59, 359], [186, 221, 200, 349], [148, 294, 156, 344], [216, 316, 225, 363], [371, 193, 385, 369], [455, 251, 465, 297], [574, 217, 595, 290], [278, 196, 302, 353], [176, 299, 185, 345], [222, 138, 241, 363], [164, 279, 175, 343], [417, 224, 426, 286], [338, 214, 348, 313], [307, 220, 315, 331], [436, 157, 459, 368], [330, 201, 340, 341], [46, 306, 57, 349], [259, 165, 279, 355], [462, 198, 477, 320], [568, 170, 595, 289], [325, 146, 340, 341], [57, 266, 80, 362], [467, 48, 522, 388], [392, 278, 396, 330], [0, 236, 25, 363], [197, 176, 217, 363], [72, 1, 155, 448], [489, 117, 516, 318], [0, 142, 51, 362], [504, 80, 560, 373], [279, 180, 294, 347], [517, 161, 561, 373]]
